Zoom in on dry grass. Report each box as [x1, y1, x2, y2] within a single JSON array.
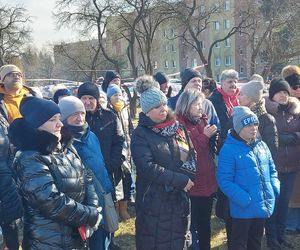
[[115, 203, 300, 250]]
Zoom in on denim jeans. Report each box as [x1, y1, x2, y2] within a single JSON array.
[[89, 227, 111, 250], [286, 208, 300, 231], [265, 172, 297, 241]]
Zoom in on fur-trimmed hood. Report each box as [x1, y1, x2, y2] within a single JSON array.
[[9, 118, 72, 155], [266, 96, 300, 116]]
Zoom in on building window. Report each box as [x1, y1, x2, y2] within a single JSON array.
[[193, 58, 197, 67], [215, 42, 220, 48], [213, 21, 220, 30], [154, 61, 158, 69], [165, 45, 168, 52], [225, 38, 231, 47], [163, 30, 167, 37], [215, 57, 221, 66], [172, 60, 176, 68], [164, 60, 168, 68], [225, 56, 232, 66], [239, 48, 243, 55], [224, 20, 230, 29], [171, 44, 176, 52], [239, 65, 244, 74], [225, 1, 230, 11]]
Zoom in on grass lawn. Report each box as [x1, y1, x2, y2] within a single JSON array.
[[115, 202, 300, 250]]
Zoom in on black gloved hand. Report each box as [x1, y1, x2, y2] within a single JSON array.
[[278, 132, 297, 146]]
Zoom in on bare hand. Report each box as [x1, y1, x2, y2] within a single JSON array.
[[183, 179, 194, 192], [203, 124, 218, 138]]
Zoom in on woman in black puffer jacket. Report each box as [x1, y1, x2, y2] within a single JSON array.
[[9, 97, 101, 250], [131, 76, 195, 250]]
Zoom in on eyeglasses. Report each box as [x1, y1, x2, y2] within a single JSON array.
[[6, 72, 22, 78], [292, 85, 300, 90]]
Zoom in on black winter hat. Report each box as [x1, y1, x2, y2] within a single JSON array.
[[180, 68, 202, 91], [53, 88, 71, 104], [102, 71, 121, 92], [20, 96, 60, 128], [285, 74, 300, 88], [153, 72, 169, 85], [269, 78, 291, 100], [77, 82, 100, 100]]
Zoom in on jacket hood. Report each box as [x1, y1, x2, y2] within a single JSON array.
[[9, 118, 72, 155], [283, 97, 300, 115]]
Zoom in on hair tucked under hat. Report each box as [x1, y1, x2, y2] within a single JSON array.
[[20, 96, 60, 128], [153, 72, 169, 86], [232, 106, 259, 134], [135, 75, 167, 114], [107, 84, 122, 100], [53, 88, 71, 104], [180, 68, 202, 91], [240, 80, 264, 103], [269, 78, 290, 100], [0, 64, 22, 82], [77, 82, 100, 100], [58, 96, 85, 121], [281, 65, 300, 88], [102, 71, 121, 93]]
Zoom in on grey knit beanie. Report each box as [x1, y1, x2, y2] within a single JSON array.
[[240, 80, 264, 103], [135, 75, 167, 114], [232, 106, 259, 134], [58, 96, 86, 121]]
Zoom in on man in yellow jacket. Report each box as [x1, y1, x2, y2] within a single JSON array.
[[0, 64, 36, 123]]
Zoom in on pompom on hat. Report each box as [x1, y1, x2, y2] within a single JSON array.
[[135, 75, 167, 114]]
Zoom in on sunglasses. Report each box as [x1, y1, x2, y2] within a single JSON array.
[[292, 85, 300, 90]]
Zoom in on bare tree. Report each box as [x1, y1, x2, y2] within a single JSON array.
[[54, 0, 123, 75], [167, 0, 253, 77], [0, 4, 32, 66], [242, 0, 300, 77]]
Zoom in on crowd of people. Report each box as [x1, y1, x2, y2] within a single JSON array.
[[0, 63, 300, 250]]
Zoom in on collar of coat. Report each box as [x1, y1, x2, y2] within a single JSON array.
[[9, 118, 72, 155]]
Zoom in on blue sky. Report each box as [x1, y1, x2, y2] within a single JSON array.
[[2, 0, 78, 49]]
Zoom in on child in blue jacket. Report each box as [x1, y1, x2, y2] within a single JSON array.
[[217, 106, 280, 250]]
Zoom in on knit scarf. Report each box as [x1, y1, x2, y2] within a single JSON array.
[[251, 98, 267, 118], [217, 87, 239, 115], [152, 119, 196, 180]]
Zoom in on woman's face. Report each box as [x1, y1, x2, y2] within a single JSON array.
[[146, 104, 168, 123], [188, 99, 203, 119], [110, 92, 123, 105], [238, 92, 253, 107], [272, 91, 289, 105], [38, 114, 63, 141]]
